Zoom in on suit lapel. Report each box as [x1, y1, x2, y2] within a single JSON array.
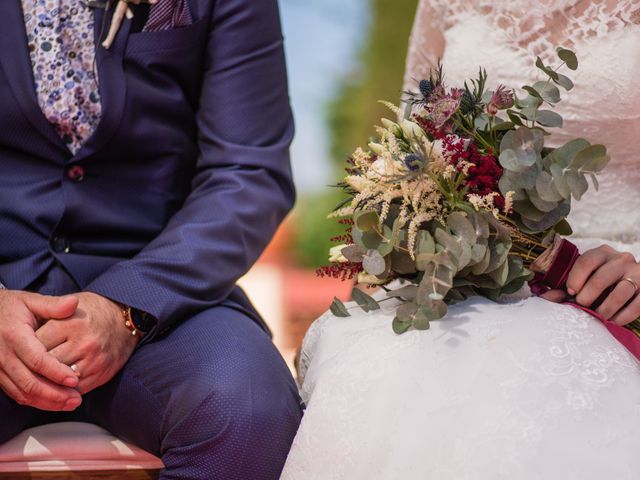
[[75, 4, 132, 160], [0, 1, 68, 154], [0, 1, 132, 160]]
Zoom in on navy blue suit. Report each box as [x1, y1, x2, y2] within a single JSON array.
[[0, 0, 302, 478]]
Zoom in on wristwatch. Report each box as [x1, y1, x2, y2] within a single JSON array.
[[122, 305, 155, 336]]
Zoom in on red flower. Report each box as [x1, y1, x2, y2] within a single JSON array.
[[442, 135, 505, 209]]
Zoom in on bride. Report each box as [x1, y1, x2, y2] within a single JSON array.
[[281, 1, 640, 478]]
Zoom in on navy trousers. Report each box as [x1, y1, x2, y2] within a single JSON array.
[[0, 267, 303, 479]]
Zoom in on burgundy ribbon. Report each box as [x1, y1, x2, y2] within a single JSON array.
[[529, 239, 640, 361]]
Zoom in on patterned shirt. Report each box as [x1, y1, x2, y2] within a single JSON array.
[[21, 0, 102, 154]]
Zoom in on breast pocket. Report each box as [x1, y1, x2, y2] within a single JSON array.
[[125, 17, 209, 55]]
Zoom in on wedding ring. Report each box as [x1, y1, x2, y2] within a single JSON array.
[[620, 277, 639, 294], [70, 364, 80, 377]]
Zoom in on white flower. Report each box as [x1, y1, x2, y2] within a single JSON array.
[[381, 118, 402, 137], [368, 142, 386, 156], [329, 245, 349, 263], [357, 272, 386, 285], [367, 158, 387, 179], [399, 119, 426, 141]]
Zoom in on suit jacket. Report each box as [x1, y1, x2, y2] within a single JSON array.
[[0, 0, 295, 338]]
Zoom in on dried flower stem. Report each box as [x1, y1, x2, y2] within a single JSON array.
[[102, 0, 158, 49]]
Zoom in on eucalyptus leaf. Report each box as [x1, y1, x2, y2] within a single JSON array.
[[557, 47, 578, 70], [474, 114, 489, 130], [434, 229, 463, 261], [535, 57, 559, 80], [506, 109, 525, 126], [505, 164, 540, 190], [330, 297, 350, 317], [535, 110, 563, 128], [499, 128, 544, 171], [554, 218, 573, 235], [527, 189, 560, 212], [415, 230, 436, 256], [389, 249, 417, 274], [471, 247, 491, 275], [447, 212, 477, 244], [532, 81, 561, 103], [352, 226, 383, 250], [522, 85, 542, 100], [521, 201, 571, 232], [535, 170, 564, 202], [469, 242, 487, 265], [354, 210, 380, 232], [549, 163, 572, 199], [513, 199, 547, 221], [396, 301, 418, 323], [554, 73, 574, 91], [469, 212, 490, 239], [341, 244, 365, 263], [488, 258, 509, 286], [548, 138, 591, 168], [392, 316, 412, 334], [386, 285, 418, 301], [351, 287, 381, 312], [363, 249, 387, 276], [417, 253, 456, 304], [570, 144, 608, 172], [412, 307, 431, 330], [565, 170, 589, 200]]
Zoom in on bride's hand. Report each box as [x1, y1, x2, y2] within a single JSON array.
[[541, 245, 640, 325]]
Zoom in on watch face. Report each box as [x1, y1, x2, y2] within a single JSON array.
[[131, 309, 155, 333]]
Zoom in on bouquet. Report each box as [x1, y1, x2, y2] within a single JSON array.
[[319, 48, 640, 357]]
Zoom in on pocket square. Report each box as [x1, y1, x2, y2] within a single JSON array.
[[143, 0, 193, 32]]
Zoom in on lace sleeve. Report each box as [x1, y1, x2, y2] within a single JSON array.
[[402, 0, 446, 93]]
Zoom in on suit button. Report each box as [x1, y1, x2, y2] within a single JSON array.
[[52, 236, 71, 254], [66, 165, 85, 182]]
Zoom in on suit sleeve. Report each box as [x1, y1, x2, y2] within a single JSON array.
[[85, 0, 295, 339]]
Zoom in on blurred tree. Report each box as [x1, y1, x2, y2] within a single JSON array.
[[328, 0, 418, 166], [293, 0, 418, 268]]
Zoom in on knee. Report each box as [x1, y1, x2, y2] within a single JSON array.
[[160, 308, 302, 452], [160, 343, 302, 479]]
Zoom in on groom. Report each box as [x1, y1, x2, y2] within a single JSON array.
[[0, 0, 302, 478]]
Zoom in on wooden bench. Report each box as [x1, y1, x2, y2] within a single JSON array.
[[0, 422, 163, 479]]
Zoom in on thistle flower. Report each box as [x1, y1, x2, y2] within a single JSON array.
[[403, 153, 423, 171], [486, 85, 514, 116]]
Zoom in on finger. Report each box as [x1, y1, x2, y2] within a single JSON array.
[[35, 320, 69, 352], [575, 259, 627, 308], [2, 360, 82, 412], [610, 294, 640, 326], [48, 342, 82, 368], [566, 247, 612, 296], [540, 289, 568, 303], [23, 294, 78, 321], [596, 280, 637, 320], [11, 326, 79, 388]]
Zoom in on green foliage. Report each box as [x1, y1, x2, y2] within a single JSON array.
[[292, 192, 348, 268], [292, 0, 418, 268]]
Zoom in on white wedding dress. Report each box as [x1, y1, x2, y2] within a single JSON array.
[[281, 2, 640, 479]]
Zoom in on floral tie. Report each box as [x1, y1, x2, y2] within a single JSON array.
[[21, 0, 102, 154]]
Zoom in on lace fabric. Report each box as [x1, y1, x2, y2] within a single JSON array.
[[282, 3, 640, 479]]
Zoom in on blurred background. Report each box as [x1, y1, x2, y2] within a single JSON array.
[[238, 0, 419, 370]]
